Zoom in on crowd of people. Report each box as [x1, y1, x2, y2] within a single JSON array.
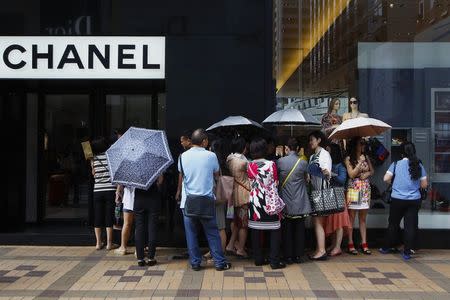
[[89, 117, 428, 270]]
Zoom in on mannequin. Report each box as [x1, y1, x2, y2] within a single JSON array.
[[343, 97, 368, 121], [322, 98, 343, 146]]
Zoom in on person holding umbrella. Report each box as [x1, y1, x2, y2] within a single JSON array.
[[345, 137, 374, 255], [134, 175, 164, 266]]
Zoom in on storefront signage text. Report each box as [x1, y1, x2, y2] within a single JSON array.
[[0, 36, 165, 79]]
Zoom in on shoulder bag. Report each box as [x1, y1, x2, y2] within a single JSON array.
[[281, 157, 302, 189], [215, 169, 234, 205], [382, 161, 397, 204], [180, 155, 215, 219], [310, 178, 345, 215]]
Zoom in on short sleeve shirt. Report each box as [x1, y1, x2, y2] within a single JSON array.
[[386, 158, 427, 200], [178, 147, 220, 208]]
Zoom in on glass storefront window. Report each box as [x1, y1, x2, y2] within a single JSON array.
[[106, 95, 154, 134], [44, 94, 91, 219], [274, 0, 450, 226]]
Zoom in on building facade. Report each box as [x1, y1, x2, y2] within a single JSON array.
[[0, 0, 275, 243], [275, 0, 450, 240]]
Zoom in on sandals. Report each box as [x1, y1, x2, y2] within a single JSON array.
[[106, 244, 119, 251], [95, 243, 105, 251], [361, 243, 372, 255], [347, 243, 358, 255]]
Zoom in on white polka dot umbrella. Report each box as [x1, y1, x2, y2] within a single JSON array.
[[106, 127, 173, 190]]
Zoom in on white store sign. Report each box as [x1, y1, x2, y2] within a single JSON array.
[[0, 36, 165, 79]]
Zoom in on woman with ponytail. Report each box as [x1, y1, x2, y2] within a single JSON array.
[[379, 142, 428, 260]]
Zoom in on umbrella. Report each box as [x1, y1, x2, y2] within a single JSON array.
[[105, 127, 173, 190], [328, 117, 391, 140], [206, 116, 268, 139], [206, 116, 264, 131], [262, 108, 321, 136]]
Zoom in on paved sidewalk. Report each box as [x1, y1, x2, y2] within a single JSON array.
[[0, 246, 449, 299]]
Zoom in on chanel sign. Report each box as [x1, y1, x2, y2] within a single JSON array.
[[0, 36, 165, 79]]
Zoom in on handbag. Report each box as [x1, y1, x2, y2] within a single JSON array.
[[179, 156, 215, 219], [215, 170, 234, 205], [347, 188, 362, 205], [310, 179, 345, 215], [382, 161, 397, 204]]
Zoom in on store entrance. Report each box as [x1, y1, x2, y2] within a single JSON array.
[[43, 94, 92, 220]]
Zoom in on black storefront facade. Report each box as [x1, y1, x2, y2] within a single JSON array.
[[0, 0, 275, 245]]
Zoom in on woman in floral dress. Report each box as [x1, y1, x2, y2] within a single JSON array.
[[247, 138, 286, 270], [345, 137, 374, 255]]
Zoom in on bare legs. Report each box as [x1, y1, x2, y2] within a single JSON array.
[[347, 209, 369, 249], [312, 216, 326, 258], [116, 212, 134, 254], [95, 227, 114, 250], [226, 221, 238, 253]]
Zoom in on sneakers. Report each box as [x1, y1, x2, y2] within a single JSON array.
[[401, 250, 412, 261], [192, 265, 202, 271], [215, 262, 232, 271], [147, 258, 157, 266], [378, 247, 390, 254]]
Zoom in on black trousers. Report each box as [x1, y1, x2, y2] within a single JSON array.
[[282, 218, 305, 259], [93, 191, 115, 228], [251, 228, 281, 265], [134, 198, 159, 261], [385, 198, 420, 252]]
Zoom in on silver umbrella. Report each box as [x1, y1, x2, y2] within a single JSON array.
[[262, 108, 321, 136], [106, 127, 173, 190], [206, 116, 264, 131], [206, 116, 268, 139]]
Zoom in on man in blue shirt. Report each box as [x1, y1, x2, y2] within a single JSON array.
[[178, 129, 231, 271]]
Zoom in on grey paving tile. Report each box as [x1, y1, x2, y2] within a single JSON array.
[[25, 271, 49, 277], [15, 265, 37, 271], [244, 266, 263, 271], [176, 289, 200, 297], [221, 289, 246, 297], [246, 289, 269, 297], [223, 271, 244, 277], [244, 277, 266, 283], [104, 270, 126, 276], [369, 277, 393, 285], [313, 289, 338, 298], [358, 267, 379, 272], [264, 271, 284, 277], [382, 272, 406, 279], [38, 290, 65, 297], [144, 270, 165, 276], [129, 265, 148, 270], [343, 272, 365, 278], [118, 276, 141, 282], [0, 276, 20, 283]]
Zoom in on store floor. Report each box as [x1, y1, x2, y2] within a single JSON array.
[[0, 246, 449, 299]]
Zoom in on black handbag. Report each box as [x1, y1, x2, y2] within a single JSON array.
[[382, 161, 397, 204], [179, 156, 215, 219], [310, 179, 345, 215]]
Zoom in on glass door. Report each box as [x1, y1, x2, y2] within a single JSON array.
[[43, 94, 91, 220]]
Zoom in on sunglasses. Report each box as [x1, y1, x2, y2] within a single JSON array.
[[350, 100, 358, 104]]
